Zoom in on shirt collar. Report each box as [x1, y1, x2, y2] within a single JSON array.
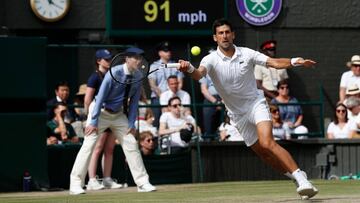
[[216, 45, 242, 61], [56, 96, 62, 102], [123, 63, 131, 75]]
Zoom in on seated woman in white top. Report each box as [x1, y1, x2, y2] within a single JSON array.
[[327, 103, 357, 139], [158, 96, 196, 153], [218, 111, 243, 141]]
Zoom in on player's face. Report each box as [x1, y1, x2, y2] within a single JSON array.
[[56, 86, 70, 101], [213, 25, 235, 51]]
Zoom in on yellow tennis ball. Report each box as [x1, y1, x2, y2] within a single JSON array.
[[191, 46, 201, 56]]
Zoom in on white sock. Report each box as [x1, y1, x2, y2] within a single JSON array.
[[292, 169, 308, 185], [104, 177, 112, 181], [284, 172, 294, 180], [89, 177, 97, 181]]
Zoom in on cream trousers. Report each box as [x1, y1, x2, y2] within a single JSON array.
[[70, 109, 149, 187]]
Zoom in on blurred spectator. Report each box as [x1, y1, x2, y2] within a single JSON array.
[[270, 104, 290, 140], [135, 108, 158, 137], [46, 81, 76, 123], [254, 40, 288, 101], [327, 103, 357, 139], [71, 84, 87, 138], [218, 111, 243, 141], [159, 97, 196, 154], [160, 75, 191, 115], [138, 131, 158, 156], [344, 84, 360, 120], [199, 74, 222, 139], [339, 55, 360, 103], [47, 102, 79, 145], [345, 97, 360, 138], [138, 87, 149, 121], [271, 80, 309, 138], [85, 48, 122, 191], [148, 41, 184, 127], [74, 84, 87, 120]]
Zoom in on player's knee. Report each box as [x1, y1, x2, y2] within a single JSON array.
[[258, 139, 276, 152]]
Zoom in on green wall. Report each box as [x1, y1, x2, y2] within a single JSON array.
[[0, 37, 48, 191]]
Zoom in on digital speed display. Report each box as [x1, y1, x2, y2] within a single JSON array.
[[107, 0, 227, 36]]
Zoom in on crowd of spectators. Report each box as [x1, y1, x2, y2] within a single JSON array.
[[46, 40, 360, 158]]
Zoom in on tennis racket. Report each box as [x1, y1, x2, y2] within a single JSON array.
[[109, 52, 180, 85]]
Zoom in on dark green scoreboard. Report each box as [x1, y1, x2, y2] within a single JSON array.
[[107, 0, 228, 36]]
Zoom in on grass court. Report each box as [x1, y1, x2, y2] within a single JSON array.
[[1, 180, 359, 203]]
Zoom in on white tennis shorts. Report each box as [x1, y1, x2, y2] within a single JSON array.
[[229, 98, 271, 147]]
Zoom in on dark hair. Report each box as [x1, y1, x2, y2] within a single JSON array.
[[167, 75, 178, 81], [334, 103, 348, 124], [277, 79, 289, 90], [55, 81, 69, 91], [212, 18, 233, 34], [168, 96, 181, 107], [95, 57, 106, 80], [49, 102, 67, 118], [222, 110, 230, 127]]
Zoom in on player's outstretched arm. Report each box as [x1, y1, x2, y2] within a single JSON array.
[[178, 60, 206, 81], [267, 57, 316, 69]]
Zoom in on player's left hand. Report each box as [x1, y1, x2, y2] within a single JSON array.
[[296, 58, 316, 68]]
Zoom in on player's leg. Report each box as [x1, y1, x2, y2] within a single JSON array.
[[244, 99, 317, 199], [102, 132, 123, 189], [111, 113, 156, 192], [252, 121, 318, 199], [251, 121, 297, 173]]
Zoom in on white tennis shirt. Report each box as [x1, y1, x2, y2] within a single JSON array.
[[200, 45, 269, 115]]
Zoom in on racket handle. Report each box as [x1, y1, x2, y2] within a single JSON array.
[[163, 63, 180, 68]]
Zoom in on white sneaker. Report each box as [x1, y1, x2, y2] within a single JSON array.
[[86, 178, 105, 190], [103, 178, 123, 189], [297, 182, 318, 199], [137, 183, 156, 192], [293, 171, 318, 199], [69, 185, 85, 195]]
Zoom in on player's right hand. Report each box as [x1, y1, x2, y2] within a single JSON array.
[[178, 60, 191, 72], [85, 125, 98, 136]]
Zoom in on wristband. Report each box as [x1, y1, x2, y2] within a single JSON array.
[[290, 57, 301, 67], [187, 64, 195, 73]]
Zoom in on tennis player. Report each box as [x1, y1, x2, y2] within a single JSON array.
[[177, 18, 318, 199], [69, 47, 156, 195]]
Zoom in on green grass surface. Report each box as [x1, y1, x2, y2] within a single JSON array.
[[0, 180, 359, 203]]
